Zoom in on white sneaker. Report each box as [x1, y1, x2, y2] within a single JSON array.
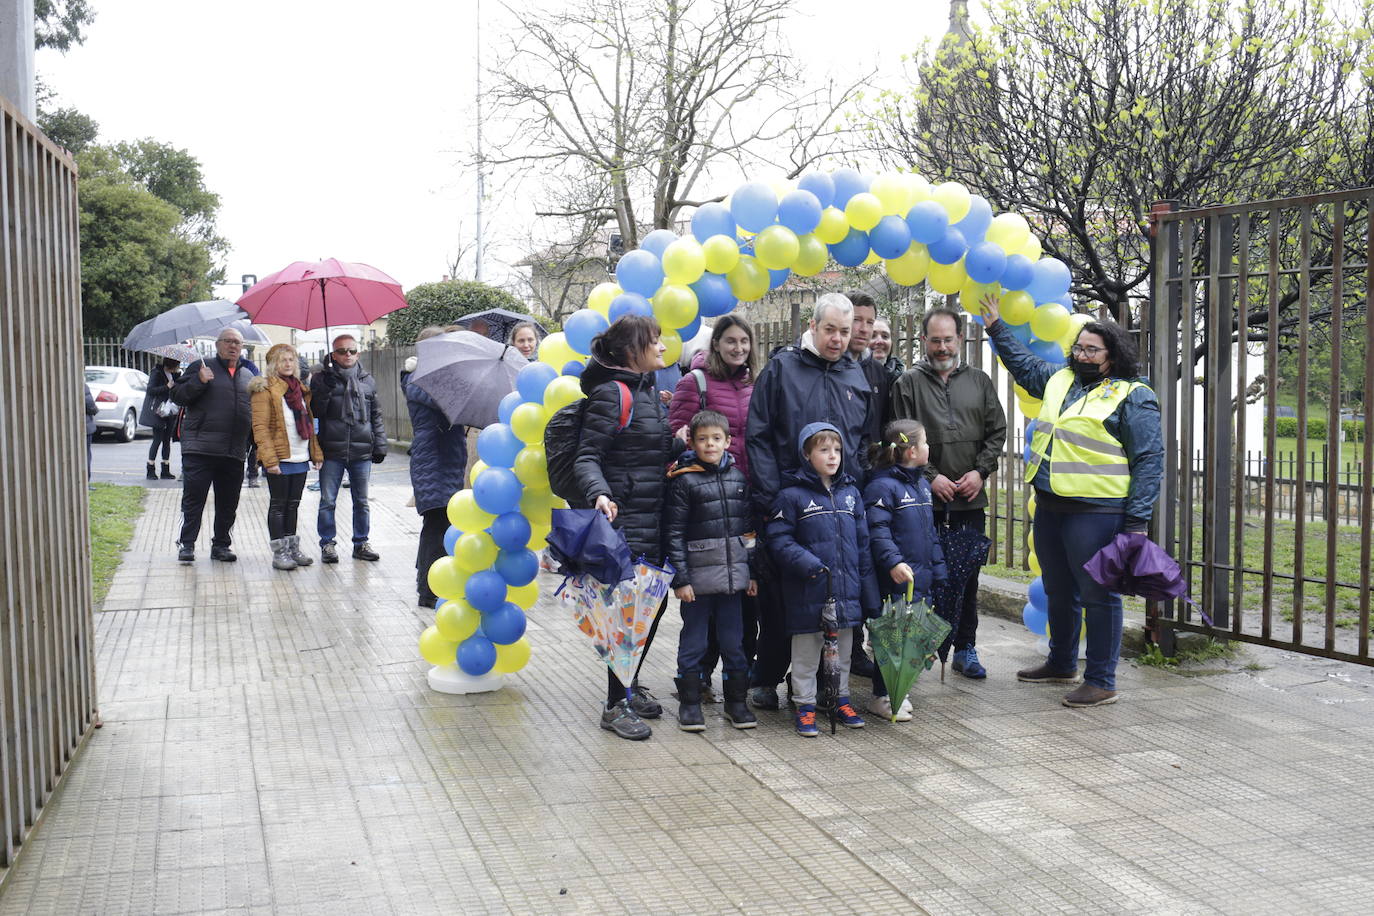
[[867, 695, 913, 722]]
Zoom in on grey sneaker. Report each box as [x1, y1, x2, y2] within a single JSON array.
[[748, 686, 780, 710], [321, 542, 338, 564], [628, 684, 662, 719], [600, 700, 652, 740]]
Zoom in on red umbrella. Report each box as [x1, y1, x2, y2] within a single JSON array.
[[236, 258, 407, 332]]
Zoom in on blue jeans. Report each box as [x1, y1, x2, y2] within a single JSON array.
[[317, 458, 371, 546], [677, 592, 747, 677], [1033, 507, 1124, 690]]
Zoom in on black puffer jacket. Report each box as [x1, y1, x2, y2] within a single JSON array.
[[310, 359, 386, 462], [572, 360, 674, 563], [139, 367, 179, 428], [662, 450, 754, 594], [171, 357, 254, 460]]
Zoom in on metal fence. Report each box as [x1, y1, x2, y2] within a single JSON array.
[[0, 96, 97, 871], [1149, 188, 1374, 664]]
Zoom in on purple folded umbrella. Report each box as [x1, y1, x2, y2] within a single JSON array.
[[1083, 532, 1211, 626]]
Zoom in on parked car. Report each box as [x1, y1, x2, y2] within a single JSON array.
[[85, 366, 151, 442]]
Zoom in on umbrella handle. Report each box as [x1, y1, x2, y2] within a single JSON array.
[[906, 581, 914, 603]]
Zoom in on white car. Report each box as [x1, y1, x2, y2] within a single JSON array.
[[85, 366, 151, 442]]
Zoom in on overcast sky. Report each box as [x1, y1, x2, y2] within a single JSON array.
[[37, 0, 955, 301]]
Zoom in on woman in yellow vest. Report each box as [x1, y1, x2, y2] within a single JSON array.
[[981, 294, 1163, 708]]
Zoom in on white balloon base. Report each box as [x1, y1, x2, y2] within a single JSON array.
[[427, 664, 506, 695]]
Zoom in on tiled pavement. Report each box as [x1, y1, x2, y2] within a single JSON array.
[[3, 479, 1374, 915]]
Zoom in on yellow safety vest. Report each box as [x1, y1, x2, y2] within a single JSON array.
[[1024, 369, 1147, 498]]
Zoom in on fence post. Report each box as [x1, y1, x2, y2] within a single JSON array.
[[1146, 200, 1181, 653]]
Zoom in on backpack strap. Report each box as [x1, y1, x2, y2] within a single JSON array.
[[690, 369, 708, 411], [614, 381, 633, 432]]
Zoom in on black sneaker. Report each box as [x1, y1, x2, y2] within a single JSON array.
[[600, 700, 652, 740], [629, 684, 662, 719], [321, 543, 339, 564], [210, 546, 237, 562], [176, 543, 194, 563], [352, 542, 380, 561]]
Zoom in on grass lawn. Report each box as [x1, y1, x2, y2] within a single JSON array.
[[1258, 437, 1368, 484], [89, 484, 144, 606]]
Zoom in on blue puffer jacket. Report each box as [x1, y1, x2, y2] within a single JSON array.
[[405, 382, 467, 515], [986, 321, 1164, 525], [863, 464, 948, 602], [766, 422, 878, 634]]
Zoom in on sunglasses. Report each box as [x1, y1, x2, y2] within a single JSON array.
[[334, 347, 359, 355]]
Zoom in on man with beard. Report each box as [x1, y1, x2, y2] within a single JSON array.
[[890, 307, 1006, 678]]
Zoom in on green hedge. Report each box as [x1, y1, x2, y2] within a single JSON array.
[[1268, 417, 1366, 441]]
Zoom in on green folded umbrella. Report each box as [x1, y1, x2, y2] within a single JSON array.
[[869, 585, 951, 721]]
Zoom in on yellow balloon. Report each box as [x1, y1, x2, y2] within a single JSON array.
[[932, 181, 972, 223], [467, 459, 488, 487], [510, 402, 548, 444], [870, 174, 909, 215], [538, 332, 578, 371], [815, 207, 850, 244], [520, 486, 557, 523], [652, 285, 698, 330], [885, 244, 931, 286], [754, 225, 800, 270], [905, 173, 931, 206], [845, 192, 883, 231], [702, 235, 740, 274], [506, 581, 540, 610], [492, 636, 532, 674], [587, 282, 621, 317], [727, 256, 769, 301], [435, 599, 480, 642], [1028, 551, 1041, 576], [792, 234, 829, 277], [928, 258, 967, 294], [543, 376, 584, 412], [427, 556, 469, 600], [862, 249, 882, 267], [525, 525, 551, 553], [999, 290, 1036, 326], [447, 489, 495, 532], [1060, 312, 1093, 351], [661, 330, 683, 365], [959, 279, 1002, 316], [1026, 492, 1037, 519], [419, 626, 459, 666], [513, 445, 548, 488], [986, 213, 1031, 253], [1018, 234, 1043, 262], [455, 531, 498, 572], [1029, 303, 1071, 342], [662, 238, 706, 285]]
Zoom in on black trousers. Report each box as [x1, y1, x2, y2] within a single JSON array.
[[179, 454, 244, 548], [244, 443, 259, 481], [147, 419, 174, 462], [605, 595, 669, 705], [416, 507, 449, 605], [748, 568, 791, 689], [265, 471, 307, 540], [938, 508, 986, 649]]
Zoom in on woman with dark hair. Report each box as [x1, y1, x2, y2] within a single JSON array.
[[981, 294, 1162, 708], [142, 357, 182, 480], [869, 317, 905, 387], [574, 314, 676, 739], [668, 315, 758, 476], [507, 321, 540, 361]]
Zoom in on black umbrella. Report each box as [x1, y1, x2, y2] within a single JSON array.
[[818, 569, 841, 734], [930, 523, 992, 677], [459, 308, 548, 343]]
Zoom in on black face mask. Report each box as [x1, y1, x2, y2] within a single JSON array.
[[1070, 359, 1104, 385]]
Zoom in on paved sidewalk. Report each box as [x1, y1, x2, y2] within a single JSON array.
[[2, 479, 1374, 914]]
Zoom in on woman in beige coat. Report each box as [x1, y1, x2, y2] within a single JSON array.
[[250, 344, 324, 570]]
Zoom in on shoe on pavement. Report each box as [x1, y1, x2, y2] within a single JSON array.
[[629, 683, 662, 719], [352, 542, 380, 561], [176, 543, 194, 563], [321, 543, 339, 564], [867, 695, 913, 722], [306, 480, 321, 492], [794, 704, 819, 737], [834, 697, 865, 728], [245, 477, 260, 489], [210, 546, 237, 562], [1062, 684, 1119, 708], [952, 647, 988, 679], [1016, 662, 1081, 684], [160, 462, 176, 480], [270, 538, 297, 571], [850, 652, 878, 680], [600, 700, 652, 740], [748, 686, 780, 710], [674, 676, 705, 732], [286, 535, 313, 566]]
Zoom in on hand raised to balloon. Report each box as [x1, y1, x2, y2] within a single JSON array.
[[979, 291, 1001, 327]]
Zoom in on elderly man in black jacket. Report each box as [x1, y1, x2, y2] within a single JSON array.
[[311, 334, 387, 563], [172, 328, 255, 562]]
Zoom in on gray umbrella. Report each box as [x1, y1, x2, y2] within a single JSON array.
[[199, 318, 272, 345], [409, 330, 527, 427], [122, 299, 248, 351], [458, 308, 547, 343]]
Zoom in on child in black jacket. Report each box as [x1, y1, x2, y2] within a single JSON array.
[[663, 410, 758, 732]]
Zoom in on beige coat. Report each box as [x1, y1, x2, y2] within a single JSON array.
[[249, 376, 324, 469]]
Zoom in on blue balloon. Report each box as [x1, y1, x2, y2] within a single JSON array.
[[730, 181, 778, 233], [690, 272, 737, 318], [481, 602, 528, 645], [928, 227, 968, 265], [954, 195, 993, 243], [608, 292, 653, 322], [1022, 420, 1037, 462], [476, 424, 522, 468], [869, 215, 913, 260], [516, 361, 558, 403], [1007, 321, 1034, 345], [1026, 257, 1072, 303], [497, 390, 523, 425], [970, 313, 986, 327], [563, 308, 609, 355], [1028, 576, 1048, 611], [830, 167, 870, 209], [1000, 254, 1034, 291], [489, 512, 532, 551], [905, 200, 949, 245], [676, 313, 702, 342], [494, 547, 539, 586], [615, 249, 665, 298], [456, 634, 497, 676], [830, 228, 871, 267], [965, 241, 1008, 283], [777, 189, 823, 235], [465, 570, 507, 613], [443, 525, 461, 555], [562, 360, 585, 377], [1022, 602, 1048, 637], [768, 267, 790, 290], [691, 202, 736, 242], [473, 466, 523, 515], [640, 228, 679, 259], [1029, 338, 1067, 366], [796, 172, 836, 209]]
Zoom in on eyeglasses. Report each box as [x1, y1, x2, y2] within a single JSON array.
[[334, 347, 359, 355], [217, 338, 242, 346], [1071, 344, 1106, 357]]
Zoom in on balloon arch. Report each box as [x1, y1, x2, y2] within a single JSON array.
[[417, 168, 1092, 679]]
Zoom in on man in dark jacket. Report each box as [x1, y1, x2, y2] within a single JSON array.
[[848, 292, 891, 441], [312, 334, 387, 563], [890, 307, 1007, 678], [84, 380, 98, 490], [744, 293, 875, 709], [171, 328, 255, 562]]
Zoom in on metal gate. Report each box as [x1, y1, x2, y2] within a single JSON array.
[[1148, 188, 1374, 663]]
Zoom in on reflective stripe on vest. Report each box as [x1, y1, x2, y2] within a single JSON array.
[[1024, 369, 1145, 498]]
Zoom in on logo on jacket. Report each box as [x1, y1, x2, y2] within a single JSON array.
[[900, 492, 917, 505], [803, 500, 823, 514], [845, 494, 856, 511], [873, 497, 886, 508]]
